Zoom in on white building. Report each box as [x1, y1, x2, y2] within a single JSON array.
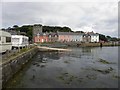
[[57, 31, 99, 43], [90, 34, 99, 42]]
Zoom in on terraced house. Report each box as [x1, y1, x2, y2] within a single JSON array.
[[58, 32, 99, 43], [83, 32, 99, 43], [58, 32, 84, 42], [33, 24, 99, 43]]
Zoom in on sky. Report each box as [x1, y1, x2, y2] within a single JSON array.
[[1, 0, 119, 37]]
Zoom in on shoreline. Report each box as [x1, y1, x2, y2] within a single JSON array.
[[38, 42, 120, 48]]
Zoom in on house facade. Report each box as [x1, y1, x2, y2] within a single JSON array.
[[58, 32, 72, 42], [34, 33, 48, 43], [33, 24, 99, 43], [48, 33, 58, 42], [90, 34, 99, 42], [83, 34, 91, 43], [72, 34, 83, 42], [58, 32, 84, 42], [58, 32, 99, 43], [34, 32, 99, 43], [34, 32, 59, 43]]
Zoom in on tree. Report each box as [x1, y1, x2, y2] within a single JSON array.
[[7, 27, 11, 30], [13, 25, 19, 31], [42, 26, 73, 32], [99, 34, 108, 41], [106, 36, 112, 41], [75, 31, 84, 33], [13, 25, 19, 28], [1, 28, 5, 30], [111, 37, 118, 41]]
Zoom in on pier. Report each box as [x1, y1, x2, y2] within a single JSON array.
[[1, 46, 38, 88]]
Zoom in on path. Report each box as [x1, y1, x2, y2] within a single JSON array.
[[37, 46, 72, 51]]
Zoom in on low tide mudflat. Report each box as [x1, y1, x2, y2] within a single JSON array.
[[5, 46, 119, 88]]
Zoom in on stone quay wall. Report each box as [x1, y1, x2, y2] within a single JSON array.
[[1, 47, 38, 87]]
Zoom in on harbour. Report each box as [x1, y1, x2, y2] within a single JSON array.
[[1, 1, 119, 89], [3, 46, 119, 88]]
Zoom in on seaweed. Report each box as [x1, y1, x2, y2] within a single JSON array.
[[98, 58, 116, 64], [64, 61, 69, 63], [92, 67, 113, 74], [113, 75, 120, 79], [86, 74, 97, 80], [57, 72, 82, 85], [40, 65, 46, 68], [77, 78, 83, 83], [57, 76, 64, 80]]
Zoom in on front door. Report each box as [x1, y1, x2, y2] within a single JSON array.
[[42, 39, 44, 43]]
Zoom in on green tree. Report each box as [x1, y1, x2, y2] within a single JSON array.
[[106, 36, 112, 41], [99, 34, 108, 41], [111, 37, 118, 41], [42, 26, 72, 32], [13, 25, 19, 28], [13, 25, 20, 31]]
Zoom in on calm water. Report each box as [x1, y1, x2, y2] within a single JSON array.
[[5, 46, 119, 88]]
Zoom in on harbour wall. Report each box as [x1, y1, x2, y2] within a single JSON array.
[[37, 42, 120, 48], [77, 43, 119, 47], [2, 47, 38, 88]]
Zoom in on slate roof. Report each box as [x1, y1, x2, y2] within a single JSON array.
[[57, 32, 84, 35], [35, 32, 99, 36]]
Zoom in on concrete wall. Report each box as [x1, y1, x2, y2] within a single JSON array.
[[2, 47, 38, 87]]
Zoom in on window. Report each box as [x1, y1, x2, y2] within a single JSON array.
[[49, 35, 52, 38], [6, 37, 11, 42], [12, 38, 19, 42], [22, 38, 24, 42], [22, 38, 27, 42], [0, 37, 1, 41], [55, 35, 58, 37]]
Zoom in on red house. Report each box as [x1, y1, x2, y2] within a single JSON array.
[[34, 33, 48, 43]]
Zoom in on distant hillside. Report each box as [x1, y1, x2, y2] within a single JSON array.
[[2, 24, 73, 41], [43, 26, 73, 32]]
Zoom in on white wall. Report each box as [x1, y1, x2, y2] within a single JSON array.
[[91, 35, 99, 42]]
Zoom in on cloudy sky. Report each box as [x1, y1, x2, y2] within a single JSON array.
[[1, 0, 119, 37]]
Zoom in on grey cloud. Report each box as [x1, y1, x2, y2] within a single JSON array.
[[2, 2, 118, 37]]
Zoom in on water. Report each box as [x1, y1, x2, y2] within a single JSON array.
[[5, 46, 119, 88]]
